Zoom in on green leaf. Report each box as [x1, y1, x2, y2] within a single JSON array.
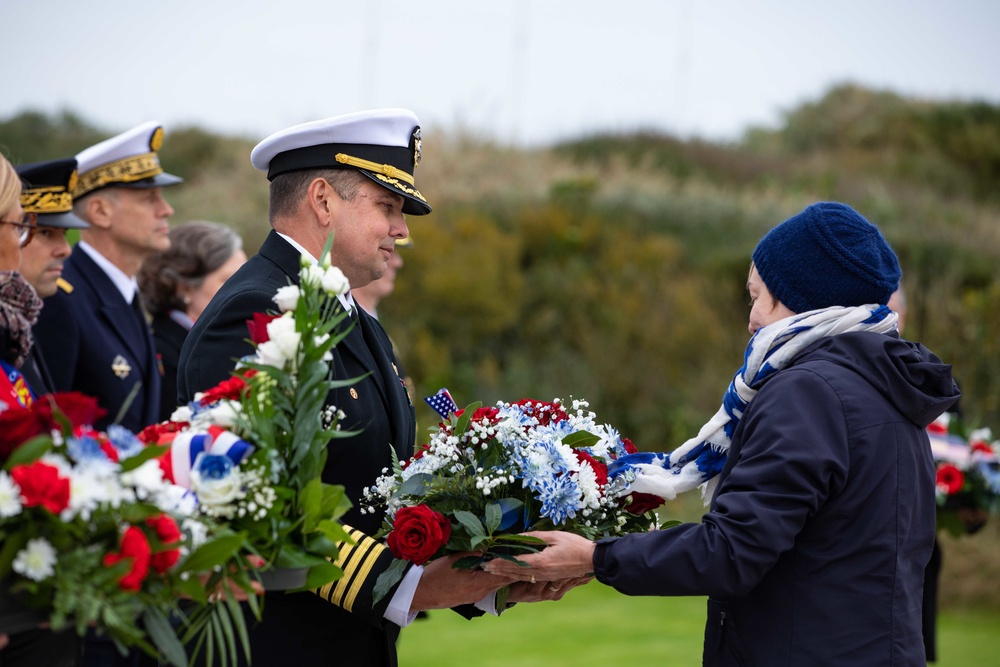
[[272, 548, 330, 569], [453, 510, 486, 540], [118, 444, 168, 472], [452, 555, 486, 570], [493, 533, 549, 546], [299, 476, 323, 532], [316, 519, 353, 545], [454, 401, 483, 435], [562, 430, 601, 448], [142, 607, 187, 667], [483, 502, 502, 534], [301, 561, 343, 590], [397, 473, 433, 497], [320, 483, 352, 522], [372, 558, 409, 605], [177, 575, 209, 604], [178, 533, 247, 574], [3, 435, 52, 469]]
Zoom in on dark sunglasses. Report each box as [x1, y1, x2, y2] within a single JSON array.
[[0, 212, 39, 247]]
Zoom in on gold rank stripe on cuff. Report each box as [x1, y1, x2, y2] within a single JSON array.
[[74, 152, 163, 197], [317, 526, 388, 612], [334, 153, 416, 185]]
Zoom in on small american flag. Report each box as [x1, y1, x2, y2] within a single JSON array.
[[425, 387, 458, 419]]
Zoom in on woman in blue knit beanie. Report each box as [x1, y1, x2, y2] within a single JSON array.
[[487, 202, 961, 666]]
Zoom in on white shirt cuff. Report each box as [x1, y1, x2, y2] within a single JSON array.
[[474, 591, 499, 616], [384, 564, 423, 627]]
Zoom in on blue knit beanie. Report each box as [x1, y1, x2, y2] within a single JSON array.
[[751, 202, 901, 314]]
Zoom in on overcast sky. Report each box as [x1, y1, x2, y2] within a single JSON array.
[[2, 0, 998, 146]]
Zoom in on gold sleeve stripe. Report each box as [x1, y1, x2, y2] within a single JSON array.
[[323, 528, 386, 611], [56, 277, 73, 293], [334, 153, 415, 186]]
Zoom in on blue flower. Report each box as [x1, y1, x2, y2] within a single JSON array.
[[67, 434, 111, 463], [196, 454, 234, 481], [107, 425, 143, 459], [537, 475, 582, 525]]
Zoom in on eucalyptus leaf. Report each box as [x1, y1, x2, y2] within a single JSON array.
[[178, 533, 247, 574]]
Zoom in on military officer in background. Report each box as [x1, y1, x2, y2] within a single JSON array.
[[15, 157, 90, 395], [34, 122, 182, 435], [177, 109, 551, 667]]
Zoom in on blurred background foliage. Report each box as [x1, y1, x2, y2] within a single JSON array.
[[3, 83, 999, 610]]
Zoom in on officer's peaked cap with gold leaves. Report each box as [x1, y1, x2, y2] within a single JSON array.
[[250, 108, 430, 216], [16, 158, 89, 229], [74, 121, 183, 198]]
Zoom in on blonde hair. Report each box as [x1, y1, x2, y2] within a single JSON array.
[[0, 153, 21, 219]]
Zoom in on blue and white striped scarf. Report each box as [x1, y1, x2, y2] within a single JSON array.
[[613, 304, 898, 503]]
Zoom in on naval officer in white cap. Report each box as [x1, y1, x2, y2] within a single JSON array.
[[34, 122, 182, 438], [178, 109, 555, 667]]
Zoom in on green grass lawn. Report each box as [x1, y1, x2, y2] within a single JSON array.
[[398, 583, 1000, 666]]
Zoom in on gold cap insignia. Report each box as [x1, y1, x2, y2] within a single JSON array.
[[150, 127, 164, 152], [67, 169, 78, 195], [111, 354, 132, 379], [412, 128, 422, 168]]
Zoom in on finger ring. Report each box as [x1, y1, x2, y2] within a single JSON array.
[[548, 584, 561, 592], [530, 575, 536, 584]]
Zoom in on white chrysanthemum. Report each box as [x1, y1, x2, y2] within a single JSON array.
[[320, 266, 350, 296], [272, 285, 301, 312], [64, 464, 135, 521], [575, 461, 602, 509], [183, 518, 209, 550], [120, 459, 167, 500], [0, 471, 22, 517], [13, 537, 57, 581]]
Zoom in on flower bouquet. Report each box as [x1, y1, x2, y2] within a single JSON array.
[[928, 413, 1000, 535], [138, 239, 356, 610], [0, 392, 238, 666], [363, 394, 670, 606]]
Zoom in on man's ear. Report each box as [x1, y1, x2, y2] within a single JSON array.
[[82, 193, 115, 230], [306, 177, 338, 229]]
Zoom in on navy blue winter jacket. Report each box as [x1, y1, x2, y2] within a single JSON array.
[[594, 332, 960, 666]]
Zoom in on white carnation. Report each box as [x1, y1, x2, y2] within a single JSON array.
[[321, 266, 350, 296], [272, 285, 301, 312], [0, 471, 22, 517]]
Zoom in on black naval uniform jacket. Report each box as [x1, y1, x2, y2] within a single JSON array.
[[150, 313, 189, 422], [34, 245, 161, 433], [177, 230, 417, 667]]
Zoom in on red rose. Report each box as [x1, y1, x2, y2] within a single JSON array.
[[386, 505, 452, 565], [198, 371, 255, 406], [935, 464, 964, 496], [147, 514, 183, 573], [11, 461, 71, 514], [104, 526, 152, 591], [626, 492, 666, 515], [622, 437, 638, 455], [247, 313, 280, 344], [34, 392, 106, 431], [0, 405, 45, 461], [575, 450, 608, 487]]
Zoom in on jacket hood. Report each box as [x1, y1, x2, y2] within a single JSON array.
[[792, 332, 960, 429]]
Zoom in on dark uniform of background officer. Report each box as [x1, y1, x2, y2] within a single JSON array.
[[34, 122, 182, 434], [15, 157, 89, 396]]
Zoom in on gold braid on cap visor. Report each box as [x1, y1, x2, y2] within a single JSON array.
[[74, 152, 163, 197], [334, 153, 415, 185], [21, 188, 73, 214]]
